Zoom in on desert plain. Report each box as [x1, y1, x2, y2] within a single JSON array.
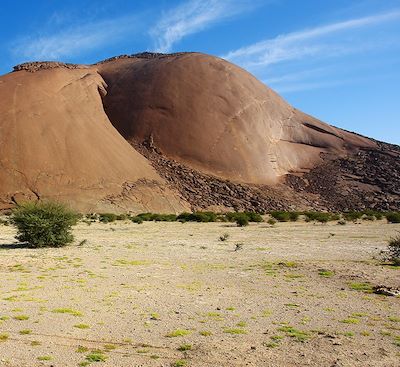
[[0, 220, 399, 367]]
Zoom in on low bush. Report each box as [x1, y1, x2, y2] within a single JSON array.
[[386, 234, 400, 265], [386, 212, 400, 224], [244, 212, 263, 222], [130, 216, 144, 224], [270, 211, 291, 222], [303, 212, 331, 223], [11, 201, 79, 248], [177, 212, 218, 223], [343, 211, 363, 221], [98, 213, 118, 223], [235, 214, 249, 227], [226, 212, 262, 223]]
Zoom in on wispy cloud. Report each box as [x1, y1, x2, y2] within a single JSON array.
[[223, 10, 400, 68], [12, 15, 141, 61], [150, 0, 258, 53]]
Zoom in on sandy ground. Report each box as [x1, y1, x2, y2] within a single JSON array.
[[0, 220, 399, 367]]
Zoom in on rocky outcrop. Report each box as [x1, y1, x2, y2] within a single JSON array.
[[1, 52, 398, 213], [13, 61, 86, 72]]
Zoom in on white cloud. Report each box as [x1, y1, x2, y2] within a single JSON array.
[[223, 10, 400, 68], [150, 0, 257, 53], [13, 15, 141, 61]]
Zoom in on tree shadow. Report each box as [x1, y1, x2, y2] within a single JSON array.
[[0, 242, 33, 249]]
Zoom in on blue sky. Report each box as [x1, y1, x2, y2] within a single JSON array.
[[1, 0, 399, 144]]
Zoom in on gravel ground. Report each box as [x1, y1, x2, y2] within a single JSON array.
[[0, 220, 399, 367]]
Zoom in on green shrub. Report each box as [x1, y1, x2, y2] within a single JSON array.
[[288, 212, 300, 222], [137, 213, 155, 221], [244, 212, 263, 222], [386, 212, 400, 224], [177, 212, 217, 223], [116, 214, 128, 221], [270, 211, 291, 222], [343, 211, 363, 221], [98, 213, 118, 223], [304, 212, 331, 223], [386, 234, 400, 266], [11, 201, 79, 248], [153, 214, 177, 222], [235, 214, 249, 227], [130, 216, 144, 224], [330, 213, 341, 221], [267, 218, 277, 225]]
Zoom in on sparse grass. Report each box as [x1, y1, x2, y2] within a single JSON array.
[[219, 233, 230, 242], [264, 342, 279, 348], [37, 356, 52, 361], [199, 331, 212, 336], [178, 344, 192, 351], [223, 328, 247, 334], [52, 308, 82, 316], [103, 344, 116, 351], [112, 259, 148, 266], [85, 351, 107, 362], [13, 314, 29, 320], [74, 323, 90, 329], [341, 318, 360, 324], [76, 346, 89, 353], [388, 316, 400, 323], [172, 360, 187, 367], [318, 269, 334, 277], [277, 326, 309, 342], [348, 282, 373, 292], [19, 329, 32, 335], [166, 329, 191, 337]]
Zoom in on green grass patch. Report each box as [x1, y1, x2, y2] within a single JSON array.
[[52, 308, 83, 316], [177, 344, 192, 351], [13, 314, 29, 320], [172, 360, 187, 367], [277, 326, 310, 342], [74, 324, 90, 329], [85, 351, 107, 362], [37, 356, 52, 361], [223, 328, 247, 334], [341, 318, 360, 324], [166, 329, 191, 337], [19, 329, 32, 335], [318, 269, 334, 277], [348, 282, 373, 292]]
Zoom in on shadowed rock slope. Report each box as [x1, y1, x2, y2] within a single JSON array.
[[0, 52, 398, 212]]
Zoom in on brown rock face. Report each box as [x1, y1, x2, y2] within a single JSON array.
[[98, 53, 375, 185], [0, 63, 188, 213], [0, 52, 397, 212]]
